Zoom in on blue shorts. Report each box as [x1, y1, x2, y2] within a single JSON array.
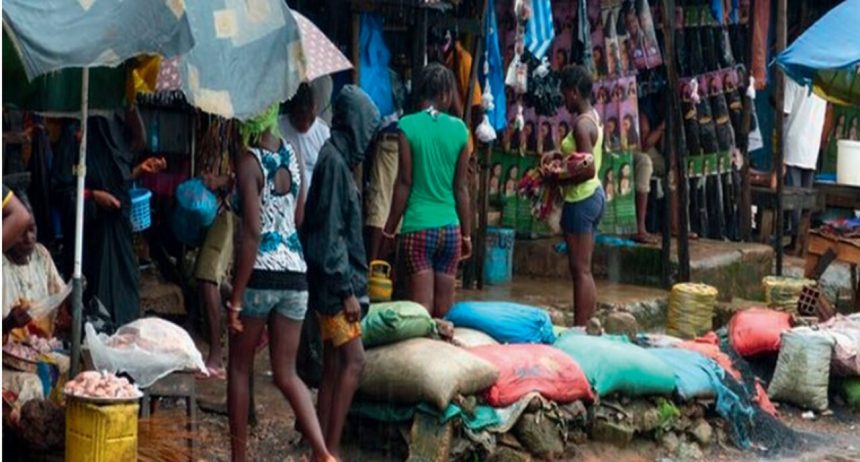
[[241, 288, 308, 321], [561, 187, 606, 235]]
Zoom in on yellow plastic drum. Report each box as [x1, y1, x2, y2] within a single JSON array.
[[66, 398, 139, 462], [368, 260, 393, 303]]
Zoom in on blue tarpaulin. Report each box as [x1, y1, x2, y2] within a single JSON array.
[[775, 0, 860, 105]]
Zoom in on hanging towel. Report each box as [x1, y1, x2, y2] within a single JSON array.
[[577, 0, 593, 74], [359, 14, 395, 118], [484, 0, 507, 131], [524, 0, 555, 60]]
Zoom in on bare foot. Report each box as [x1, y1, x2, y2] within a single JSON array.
[[632, 232, 659, 244]]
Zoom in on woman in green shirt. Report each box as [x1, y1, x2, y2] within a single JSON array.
[[383, 64, 472, 320], [558, 65, 606, 326]]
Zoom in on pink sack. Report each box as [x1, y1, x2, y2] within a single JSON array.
[[820, 315, 860, 376], [469, 344, 594, 407], [729, 308, 792, 357]]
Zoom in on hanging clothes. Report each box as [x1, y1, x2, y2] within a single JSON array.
[[577, 0, 593, 74], [484, 0, 507, 131], [750, 0, 770, 90], [358, 13, 395, 118], [524, 0, 555, 60]]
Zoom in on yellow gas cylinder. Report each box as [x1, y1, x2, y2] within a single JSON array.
[[368, 260, 393, 303]]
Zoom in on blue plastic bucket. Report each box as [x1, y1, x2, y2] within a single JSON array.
[[129, 188, 152, 232], [483, 227, 515, 285]]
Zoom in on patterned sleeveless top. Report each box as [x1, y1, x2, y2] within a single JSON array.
[[248, 140, 306, 274]]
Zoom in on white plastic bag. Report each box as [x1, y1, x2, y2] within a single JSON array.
[[85, 318, 206, 388]]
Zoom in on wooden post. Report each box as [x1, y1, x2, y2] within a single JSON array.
[[463, 0, 488, 289], [739, 0, 756, 242], [661, 0, 691, 282], [774, 0, 788, 275], [477, 143, 492, 289]]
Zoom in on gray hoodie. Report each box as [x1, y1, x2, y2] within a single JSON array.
[[301, 85, 380, 315]]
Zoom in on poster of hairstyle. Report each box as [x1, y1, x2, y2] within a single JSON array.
[[551, 1, 573, 71], [554, 106, 572, 151], [619, 76, 640, 151], [696, 74, 719, 155], [603, 88, 621, 152], [594, 81, 610, 122], [637, 0, 663, 69], [522, 107, 538, 154], [537, 116, 557, 154], [604, 7, 621, 78], [680, 77, 702, 156]]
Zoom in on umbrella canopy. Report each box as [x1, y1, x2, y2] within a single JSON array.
[[176, 1, 304, 120], [153, 9, 347, 95], [291, 10, 352, 82], [2, 0, 194, 79], [775, 0, 860, 105]]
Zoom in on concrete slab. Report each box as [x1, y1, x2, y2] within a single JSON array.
[[512, 238, 774, 302]]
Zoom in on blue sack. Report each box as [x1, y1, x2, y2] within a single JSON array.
[[445, 301, 556, 344], [171, 178, 218, 246]]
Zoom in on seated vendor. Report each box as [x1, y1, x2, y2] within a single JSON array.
[[3, 204, 67, 342]]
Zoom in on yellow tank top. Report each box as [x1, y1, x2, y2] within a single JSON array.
[[560, 111, 603, 203]]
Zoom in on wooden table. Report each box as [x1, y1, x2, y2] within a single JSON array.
[[804, 232, 860, 311], [141, 371, 197, 458], [815, 182, 860, 210], [752, 186, 823, 253]]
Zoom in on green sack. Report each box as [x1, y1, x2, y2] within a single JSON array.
[[840, 377, 860, 410], [361, 301, 436, 347], [554, 334, 676, 397]]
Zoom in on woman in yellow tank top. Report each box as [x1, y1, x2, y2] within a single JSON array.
[[558, 66, 606, 327]]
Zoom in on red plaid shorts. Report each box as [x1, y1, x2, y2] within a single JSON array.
[[399, 225, 462, 276]]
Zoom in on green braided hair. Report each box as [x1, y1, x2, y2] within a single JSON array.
[[239, 103, 281, 147]]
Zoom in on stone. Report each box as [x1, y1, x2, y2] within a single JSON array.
[[660, 431, 680, 453], [558, 401, 588, 423], [689, 419, 713, 446], [591, 419, 635, 448], [603, 311, 640, 341], [627, 401, 661, 433], [676, 441, 704, 460], [486, 446, 533, 462], [586, 317, 603, 336], [513, 412, 565, 459]]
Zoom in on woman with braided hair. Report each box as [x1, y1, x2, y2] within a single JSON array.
[[383, 63, 472, 326]]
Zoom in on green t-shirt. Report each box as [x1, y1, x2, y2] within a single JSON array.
[[398, 110, 468, 234]]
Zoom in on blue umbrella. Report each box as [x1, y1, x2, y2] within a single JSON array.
[[775, 0, 860, 106]]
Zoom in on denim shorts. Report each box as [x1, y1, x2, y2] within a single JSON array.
[[241, 288, 308, 321], [561, 187, 606, 235]]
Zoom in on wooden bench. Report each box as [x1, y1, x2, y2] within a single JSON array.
[[752, 186, 822, 255]]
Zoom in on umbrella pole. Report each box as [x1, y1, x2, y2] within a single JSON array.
[[70, 67, 90, 378]]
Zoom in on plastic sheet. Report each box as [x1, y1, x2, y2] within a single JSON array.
[[666, 283, 718, 339], [84, 318, 206, 388]]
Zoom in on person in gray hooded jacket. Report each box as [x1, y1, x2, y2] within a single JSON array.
[[301, 85, 380, 459]]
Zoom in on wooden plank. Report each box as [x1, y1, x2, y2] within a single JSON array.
[[773, 0, 787, 275], [407, 412, 454, 462], [807, 235, 860, 264]]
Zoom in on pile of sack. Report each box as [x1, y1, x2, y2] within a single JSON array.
[[727, 308, 860, 413], [354, 300, 790, 457]]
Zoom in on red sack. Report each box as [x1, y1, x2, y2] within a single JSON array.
[[469, 344, 594, 407], [729, 308, 792, 357]]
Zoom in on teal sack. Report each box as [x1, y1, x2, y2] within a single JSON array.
[[361, 301, 436, 347], [554, 334, 676, 397]]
